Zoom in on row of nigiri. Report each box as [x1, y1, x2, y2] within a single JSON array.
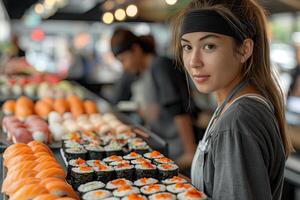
[[2, 141, 79, 200], [2, 95, 98, 120], [2, 115, 51, 143]]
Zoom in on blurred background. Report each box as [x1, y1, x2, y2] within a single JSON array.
[[1, 0, 300, 199]]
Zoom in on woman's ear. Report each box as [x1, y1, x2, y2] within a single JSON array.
[[240, 38, 254, 63]]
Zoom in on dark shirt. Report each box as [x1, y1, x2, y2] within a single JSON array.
[[288, 65, 300, 96]]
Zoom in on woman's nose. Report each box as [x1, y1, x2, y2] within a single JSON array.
[[189, 49, 203, 68]]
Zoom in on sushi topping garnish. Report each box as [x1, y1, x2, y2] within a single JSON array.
[[93, 160, 102, 166], [76, 158, 85, 165], [175, 183, 192, 189], [149, 151, 161, 158], [154, 193, 172, 198], [145, 184, 160, 192], [141, 162, 155, 169], [127, 194, 144, 200], [170, 176, 184, 181], [96, 164, 108, 170], [117, 185, 132, 192], [94, 191, 104, 196], [186, 189, 204, 198], [128, 152, 138, 157], [156, 157, 173, 163], [116, 163, 131, 169], [107, 155, 122, 161], [160, 164, 173, 170], [80, 166, 92, 171], [140, 178, 148, 184], [112, 179, 127, 186], [135, 158, 148, 162]]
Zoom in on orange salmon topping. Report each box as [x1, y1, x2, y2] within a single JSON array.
[[149, 151, 161, 157], [155, 193, 172, 198], [175, 183, 191, 189], [160, 164, 172, 169], [75, 158, 85, 165], [145, 184, 160, 192], [79, 166, 92, 171], [112, 179, 126, 186], [94, 191, 104, 196], [171, 176, 183, 181], [93, 160, 102, 166], [141, 162, 154, 169], [129, 152, 138, 157], [96, 164, 108, 171], [116, 163, 130, 168], [140, 178, 148, 184], [108, 155, 122, 161], [157, 157, 172, 163], [117, 185, 132, 192], [186, 189, 203, 198], [127, 194, 144, 200]]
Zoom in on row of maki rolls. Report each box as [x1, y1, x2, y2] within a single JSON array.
[[61, 131, 152, 162], [76, 176, 207, 199]]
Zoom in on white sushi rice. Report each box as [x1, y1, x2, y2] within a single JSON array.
[[177, 189, 207, 200], [103, 156, 123, 163], [78, 181, 105, 193], [131, 158, 151, 165], [113, 186, 140, 197], [149, 192, 176, 200], [106, 179, 133, 190], [86, 160, 106, 167], [140, 184, 166, 195], [162, 176, 187, 185], [82, 189, 112, 200], [93, 165, 114, 172], [144, 152, 164, 160], [109, 160, 130, 166], [123, 153, 142, 160], [157, 164, 178, 171], [134, 178, 158, 187], [72, 166, 94, 174], [121, 194, 147, 200], [166, 183, 194, 194]]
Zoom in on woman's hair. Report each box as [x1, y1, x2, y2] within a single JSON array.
[[171, 0, 293, 157], [111, 27, 156, 55]]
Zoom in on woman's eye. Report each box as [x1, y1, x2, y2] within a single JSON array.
[[182, 44, 192, 51], [203, 44, 216, 51]]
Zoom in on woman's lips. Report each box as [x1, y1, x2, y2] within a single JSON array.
[[193, 74, 210, 83]]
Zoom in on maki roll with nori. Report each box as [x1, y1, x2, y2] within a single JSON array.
[[113, 185, 140, 197], [177, 188, 207, 200], [109, 160, 130, 166], [157, 164, 179, 180], [105, 143, 123, 157], [106, 178, 133, 190], [71, 165, 94, 189], [153, 157, 174, 165], [121, 194, 147, 200], [85, 144, 105, 160], [103, 155, 123, 164], [134, 178, 158, 187], [149, 192, 176, 200], [166, 183, 194, 194], [78, 181, 105, 196], [82, 189, 112, 200], [63, 140, 83, 151], [161, 176, 187, 185], [86, 160, 106, 167], [131, 157, 151, 165], [67, 158, 87, 181], [123, 152, 142, 161], [65, 147, 88, 161], [93, 164, 115, 183], [144, 151, 164, 161], [135, 162, 157, 179], [114, 163, 135, 181], [140, 184, 166, 196]]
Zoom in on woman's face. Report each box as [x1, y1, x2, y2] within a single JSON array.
[[181, 32, 243, 96], [117, 44, 144, 74]]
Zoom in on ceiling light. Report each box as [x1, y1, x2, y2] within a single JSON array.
[[165, 0, 177, 5], [126, 4, 138, 17], [34, 3, 44, 14], [102, 12, 114, 24], [114, 8, 126, 21], [45, 0, 56, 7]]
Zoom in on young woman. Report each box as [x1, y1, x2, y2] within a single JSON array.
[[110, 28, 197, 166], [171, 0, 292, 199]]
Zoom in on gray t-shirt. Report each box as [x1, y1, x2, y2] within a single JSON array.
[[198, 97, 285, 199]]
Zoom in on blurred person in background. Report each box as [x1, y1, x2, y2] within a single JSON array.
[[288, 44, 300, 96], [110, 27, 197, 168]]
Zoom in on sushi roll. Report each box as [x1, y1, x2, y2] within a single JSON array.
[[161, 176, 187, 185], [114, 163, 135, 181], [129, 144, 150, 155], [177, 188, 207, 200], [78, 181, 105, 196], [63, 140, 83, 151], [71, 165, 95, 189], [109, 160, 130, 166], [85, 144, 105, 160], [103, 155, 123, 164], [149, 192, 176, 200], [105, 143, 124, 157], [140, 184, 166, 196], [135, 162, 157, 179], [123, 152, 142, 161], [166, 183, 194, 194], [93, 164, 115, 183], [144, 151, 164, 161], [117, 131, 136, 140], [121, 194, 147, 200], [131, 158, 151, 165], [113, 185, 140, 197], [106, 178, 133, 190], [153, 157, 174, 165], [157, 164, 179, 180], [65, 147, 88, 161], [134, 178, 158, 187], [82, 189, 112, 200], [67, 158, 87, 180], [86, 160, 106, 167]]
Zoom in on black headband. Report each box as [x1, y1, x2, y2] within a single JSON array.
[[180, 9, 246, 41], [112, 40, 138, 56]]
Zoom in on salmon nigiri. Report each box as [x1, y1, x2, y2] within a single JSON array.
[[7, 161, 38, 176], [34, 100, 52, 119], [83, 100, 98, 114], [2, 100, 16, 115], [53, 98, 69, 114], [4, 177, 40, 196], [2, 169, 37, 192], [40, 177, 66, 186], [5, 154, 36, 168], [28, 141, 52, 154], [3, 146, 33, 164], [9, 183, 48, 200], [3, 144, 31, 160], [35, 155, 57, 163], [32, 194, 58, 200], [34, 161, 62, 172], [45, 181, 79, 199], [36, 167, 65, 179]]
